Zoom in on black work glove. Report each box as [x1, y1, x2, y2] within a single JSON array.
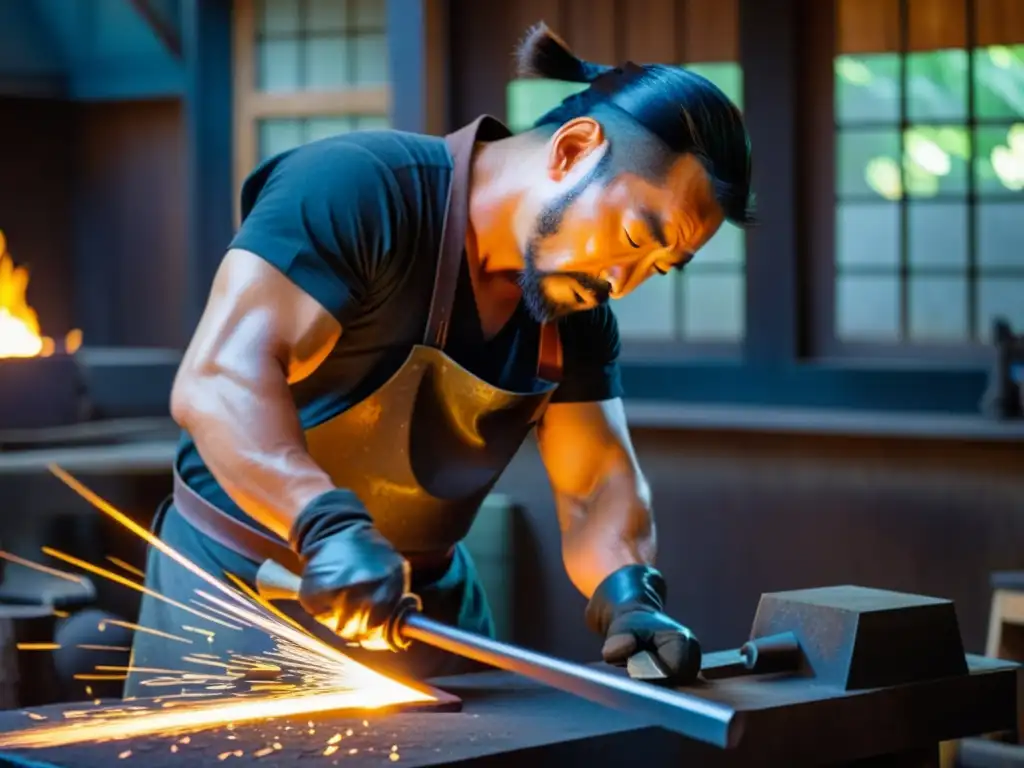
[[289, 489, 409, 644], [585, 564, 702, 685]]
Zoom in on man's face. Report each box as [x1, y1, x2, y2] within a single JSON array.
[[517, 119, 725, 323]]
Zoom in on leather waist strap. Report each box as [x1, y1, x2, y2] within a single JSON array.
[[173, 468, 304, 574], [171, 470, 454, 582]]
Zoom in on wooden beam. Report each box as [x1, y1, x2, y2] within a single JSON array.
[[247, 88, 391, 119], [232, 0, 256, 226], [740, 0, 802, 365], [387, 0, 449, 134], [182, 0, 235, 335], [127, 0, 183, 59]]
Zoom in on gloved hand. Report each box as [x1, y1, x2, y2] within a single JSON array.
[[585, 564, 701, 685], [289, 489, 409, 644]]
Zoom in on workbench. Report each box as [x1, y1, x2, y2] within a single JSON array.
[[0, 648, 1015, 768]]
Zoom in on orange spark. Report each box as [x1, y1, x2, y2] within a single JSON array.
[[42, 547, 242, 631], [48, 465, 252, 608], [74, 675, 128, 682], [0, 467, 436, 751], [106, 556, 145, 579], [0, 685, 431, 748], [99, 618, 192, 644], [0, 550, 85, 583]]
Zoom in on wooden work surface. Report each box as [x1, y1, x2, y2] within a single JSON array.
[[0, 656, 1016, 768]]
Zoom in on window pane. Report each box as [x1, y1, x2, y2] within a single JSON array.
[[903, 125, 969, 198], [614, 277, 676, 340], [681, 272, 744, 341], [259, 0, 301, 35], [306, 0, 347, 32], [259, 119, 305, 161], [836, 203, 900, 268], [697, 222, 744, 265], [974, 45, 1024, 119], [838, 129, 901, 199], [977, 202, 1024, 268], [685, 63, 743, 107], [976, 124, 1024, 196], [354, 115, 390, 130], [506, 80, 587, 134], [908, 202, 967, 268], [977, 278, 1024, 341], [906, 50, 968, 122], [258, 39, 301, 92], [836, 275, 900, 339], [304, 36, 350, 90], [352, 33, 388, 86], [908, 276, 968, 341], [352, 0, 387, 31], [306, 117, 356, 142], [835, 54, 900, 125]]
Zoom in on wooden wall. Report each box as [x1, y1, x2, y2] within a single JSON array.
[[449, 0, 1024, 127], [0, 98, 76, 338], [0, 97, 185, 349], [494, 428, 1024, 662], [838, 0, 1024, 53], [505, 0, 738, 65], [73, 99, 186, 349], [447, 0, 738, 127]]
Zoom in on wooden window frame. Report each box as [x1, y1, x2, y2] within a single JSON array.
[[231, 0, 392, 218], [610, 0, 994, 411], [811, 0, 1023, 364]]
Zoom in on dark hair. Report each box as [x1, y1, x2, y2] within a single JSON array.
[[516, 24, 755, 226]]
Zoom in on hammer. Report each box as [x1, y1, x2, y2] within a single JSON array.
[[254, 559, 742, 748]]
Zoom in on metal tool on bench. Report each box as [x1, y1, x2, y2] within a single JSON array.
[[628, 629, 802, 682], [255, 558, 744, 748]]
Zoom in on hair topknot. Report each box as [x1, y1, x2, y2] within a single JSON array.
[[514, 22, 614, 83]]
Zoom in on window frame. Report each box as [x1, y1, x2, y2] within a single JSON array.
[[231, 0, 391, 218], [815, 0, 1022, 361], [611, 0, 995, 413]]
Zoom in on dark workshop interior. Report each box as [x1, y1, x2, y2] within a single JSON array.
[[0, 0, 1023, 766]]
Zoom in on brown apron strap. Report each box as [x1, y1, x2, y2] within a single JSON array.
[[537, 322, 563, 382], [172, 467, 304, 574], [423, 129, 475, 349]]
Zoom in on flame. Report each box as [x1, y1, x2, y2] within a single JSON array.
[[0, 230, 82, 359], [0, 467, 433, 750]]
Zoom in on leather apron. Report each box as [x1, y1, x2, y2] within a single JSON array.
[[170, 115, 563, 586]]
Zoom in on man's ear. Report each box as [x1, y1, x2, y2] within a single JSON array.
[[547, 117, 605, 181]]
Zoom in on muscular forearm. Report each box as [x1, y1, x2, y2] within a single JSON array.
[[171, 364, 334, 542], [558, 467, 657, 599]]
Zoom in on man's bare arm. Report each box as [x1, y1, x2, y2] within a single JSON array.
[[535, 398, 656, 598], [170, 248, 342, 541]]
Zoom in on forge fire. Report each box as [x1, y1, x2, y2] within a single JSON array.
[[0, 230, 82, 359]]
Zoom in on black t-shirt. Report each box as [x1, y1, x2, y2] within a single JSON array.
[[176, 127, 624, 518]]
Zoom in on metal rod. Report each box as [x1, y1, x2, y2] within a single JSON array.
[[400, 613, 741, 749], [254, 559, 741, 748]]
